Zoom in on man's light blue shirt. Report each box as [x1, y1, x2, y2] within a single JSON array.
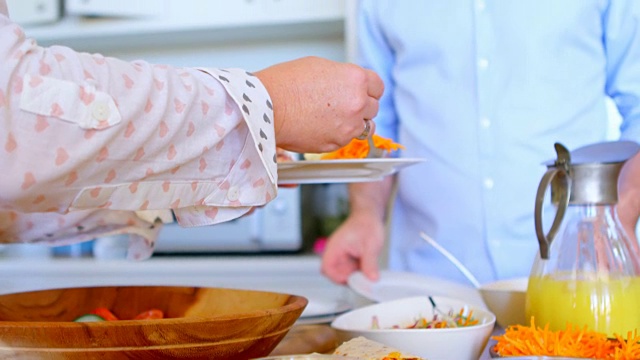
[[358, 0, 640, 284]]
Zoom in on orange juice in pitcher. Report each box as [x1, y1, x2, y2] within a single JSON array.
[[526, 272, 640, 336], [527, 141, 640, 337]]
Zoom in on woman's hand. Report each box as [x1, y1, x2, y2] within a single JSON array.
[[255, 56, 384, 154]]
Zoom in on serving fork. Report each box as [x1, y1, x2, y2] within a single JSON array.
[[366, 132, 386, 158]]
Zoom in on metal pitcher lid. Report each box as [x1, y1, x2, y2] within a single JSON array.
[[543, 140, 640, 166], [542, 140, 640, 205]]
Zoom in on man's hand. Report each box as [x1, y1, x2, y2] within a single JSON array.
[[321, 178, 394, 284], [321, 210, 386, 284]]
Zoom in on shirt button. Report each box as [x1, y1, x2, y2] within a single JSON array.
[[483, 178, 494, 190], [227, 186, 240, 201], [92, 103, 110, 120], [480, 117, 491, 128], [478, 58, 489, 70], [476, 0, 486, 11], [270, 199, 287, 214]]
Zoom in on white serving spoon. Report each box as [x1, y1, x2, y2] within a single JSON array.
[[419, 231, 481, 288]]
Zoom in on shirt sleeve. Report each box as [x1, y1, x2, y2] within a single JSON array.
[[604, 0, 640, 142], [0, 8, 278, 256], [357, 0, 398, 143]]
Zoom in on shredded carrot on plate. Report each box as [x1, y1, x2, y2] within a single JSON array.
[[492, 317, 640, 359], [319, 134, 404, 160]]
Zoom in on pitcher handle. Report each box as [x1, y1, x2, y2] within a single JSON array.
[[534, 168, 571, 259]]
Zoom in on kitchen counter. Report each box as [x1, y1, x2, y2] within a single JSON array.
[[272, 324, 495, 359], [272, 324, 340, 356], [0, 254, 354, 317], [0, 254, 495, 359]]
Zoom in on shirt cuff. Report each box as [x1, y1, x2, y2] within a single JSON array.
[[198, 67, 278, 185]]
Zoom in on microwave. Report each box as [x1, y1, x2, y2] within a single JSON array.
[[153, 187, 302, 254], [5, 0, 61, 26], [64, 0, 164, 18], [44, 186, 302, 259]]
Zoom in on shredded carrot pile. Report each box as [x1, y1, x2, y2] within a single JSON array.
[[320, 134, 404, 160], [382, 352, 420, 360], [492, 317, 640, 360]]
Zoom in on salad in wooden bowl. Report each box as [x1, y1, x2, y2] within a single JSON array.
[[0, 286, 307, 360]]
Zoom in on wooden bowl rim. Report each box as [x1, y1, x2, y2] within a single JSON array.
[[0, 285, 308, 327]]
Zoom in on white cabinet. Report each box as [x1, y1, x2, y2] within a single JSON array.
[[14, 0, 347, 69], [64, 0, 343, 24], [20, 0, 346, 52]]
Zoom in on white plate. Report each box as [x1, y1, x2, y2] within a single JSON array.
[[347, 270, 487, 309], [296, 297, 352, 325], [277, 158, 425, 185]]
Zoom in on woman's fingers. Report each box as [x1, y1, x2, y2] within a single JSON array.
[[255, 56, 384, 153], [366, 69, 384, 99]]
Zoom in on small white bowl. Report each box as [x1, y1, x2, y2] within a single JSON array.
[[479, 277, 528, 328], [331, 295, 496, 360]]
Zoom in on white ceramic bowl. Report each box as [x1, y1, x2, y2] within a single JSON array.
[[479, 277, 528, 328], [330, 295, 496, 360]]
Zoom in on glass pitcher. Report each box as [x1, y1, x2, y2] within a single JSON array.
[[526, 141, 640, 337]]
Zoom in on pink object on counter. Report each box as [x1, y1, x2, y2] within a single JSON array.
[[313, 237, 328, 255]]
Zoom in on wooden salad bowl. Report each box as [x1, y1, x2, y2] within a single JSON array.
[[0, 286, 308, 360]]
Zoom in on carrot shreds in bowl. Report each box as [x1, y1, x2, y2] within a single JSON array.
[[320, 134, 404, 160], [492, 317, 640, 359], [612, 331, 640, 360]]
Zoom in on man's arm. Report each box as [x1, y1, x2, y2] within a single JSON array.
[[321, 176, 394, 284]]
